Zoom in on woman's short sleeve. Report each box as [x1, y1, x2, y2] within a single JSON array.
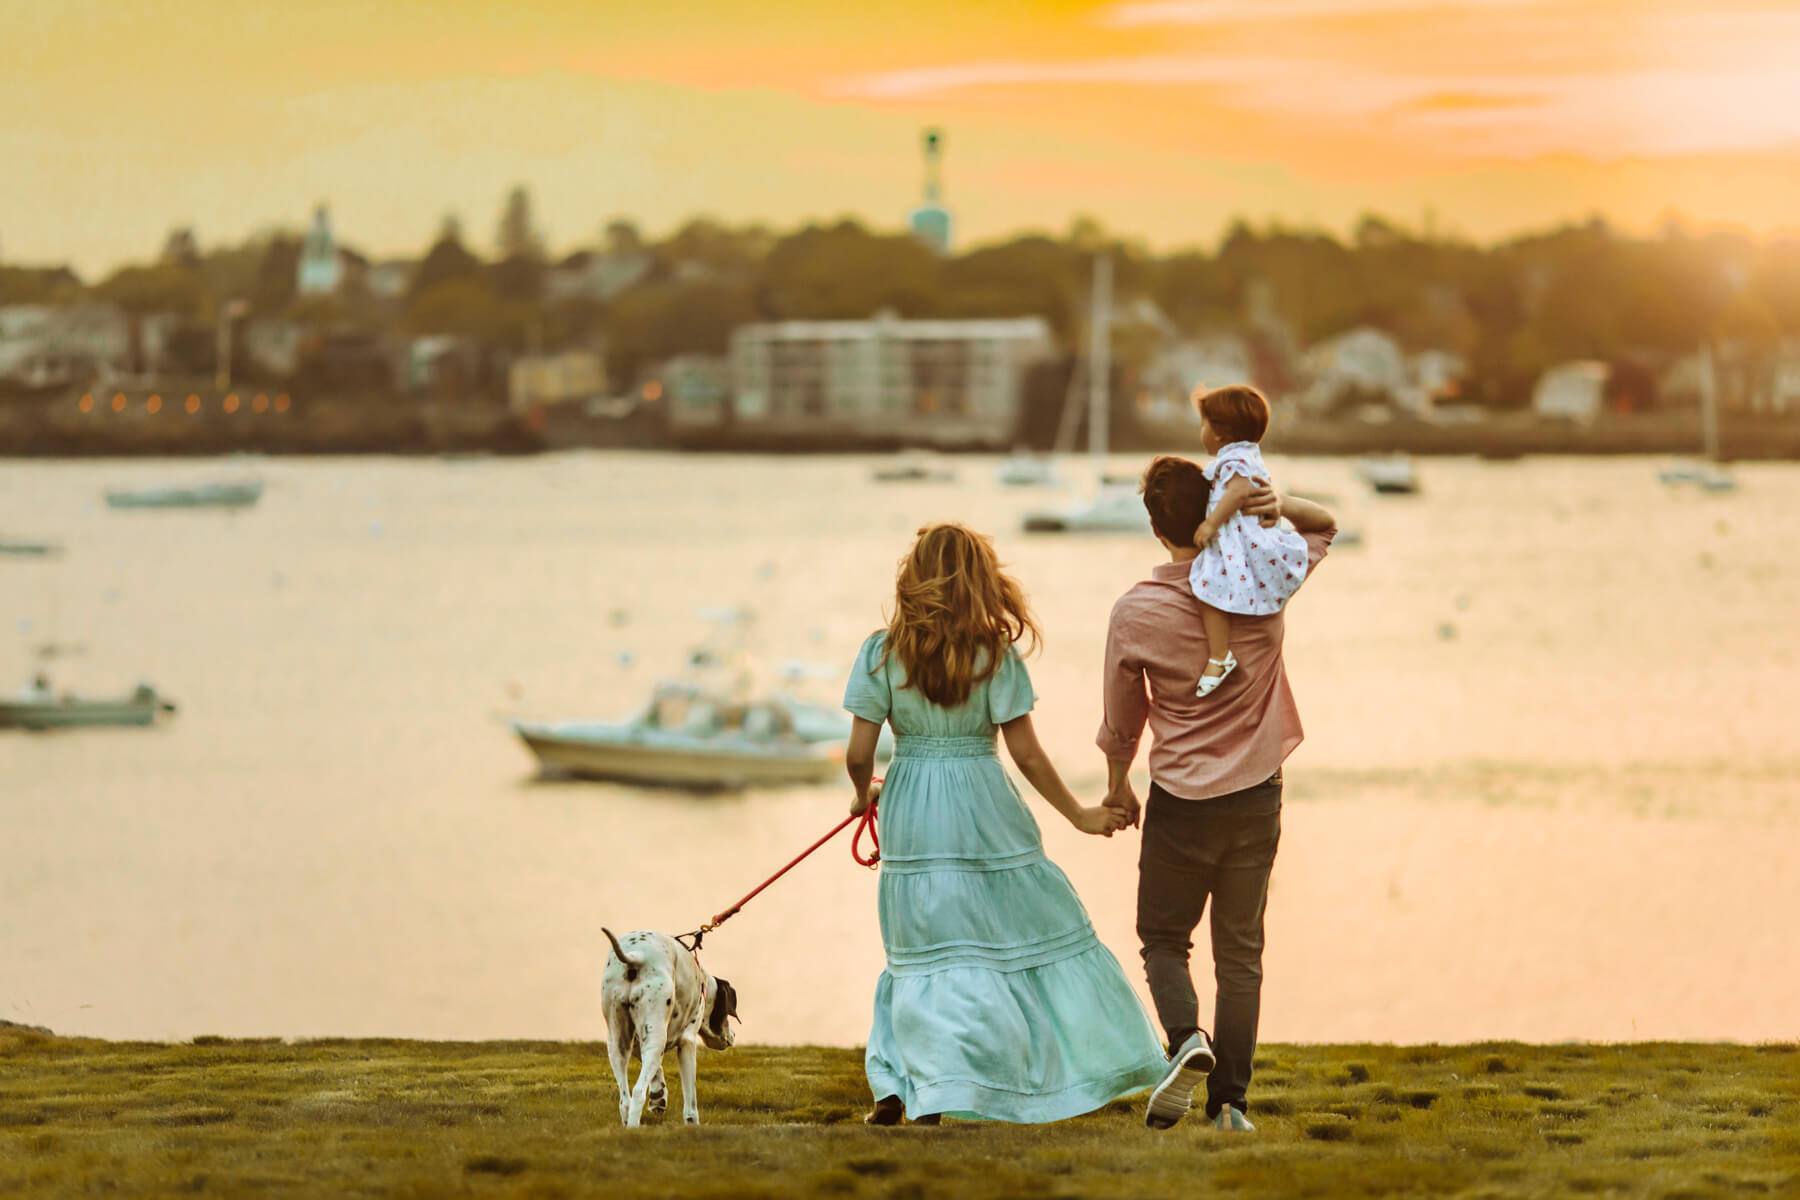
[[842, 632, 891, 724], [986, 644, 1037, 725]]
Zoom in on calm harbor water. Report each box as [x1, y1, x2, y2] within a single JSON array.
[[4, 452, 1798, 1046]]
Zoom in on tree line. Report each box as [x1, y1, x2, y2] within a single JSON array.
[[3, 185, 1796, 408]]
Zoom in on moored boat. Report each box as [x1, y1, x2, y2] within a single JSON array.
[[0, 682, 178, 730], [105, 480, 264, 509], [0, 538, 61, 557], [1021, 481, 1152, 534], [996, 451, 1059, 487], [1353, 453, 1421, 495], [512, 687, 889, 789], [871, 453, 957, 483]]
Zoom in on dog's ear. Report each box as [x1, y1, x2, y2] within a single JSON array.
[[712, 979, 738, 1024]]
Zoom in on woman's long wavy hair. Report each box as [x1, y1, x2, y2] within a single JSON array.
[[882, 523, 1040, 709]]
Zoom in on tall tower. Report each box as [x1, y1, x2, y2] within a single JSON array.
[[908, 128, 952, 255]]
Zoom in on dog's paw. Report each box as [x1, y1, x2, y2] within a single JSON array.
[[647, 1088, 667, 1114], [685, 1114, 699, 1125]]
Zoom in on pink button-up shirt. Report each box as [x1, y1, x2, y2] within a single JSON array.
[[1096, 528, 1335, 800]]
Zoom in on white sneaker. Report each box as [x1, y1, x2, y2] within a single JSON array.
[[1145, 1032, 1217, 1130], [1213, 1106, 1256, 1132], [1196, 651, 1238, 697]]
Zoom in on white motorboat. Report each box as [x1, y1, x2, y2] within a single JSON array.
[[512, 684, 890, 789], [105, 480, 264, 509], [872, 453, 957, 483], [1353, 454, 1421, 495], [996, 451, 1059, 487], [1, 681, 177, 730], [511, 609, 892, 788], [1022, 481, 1152, 534]]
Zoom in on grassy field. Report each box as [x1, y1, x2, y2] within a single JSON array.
[[3, 1023, 1797, 1198]]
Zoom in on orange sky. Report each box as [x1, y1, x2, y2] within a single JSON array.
[[5, 0, 1800, 276]]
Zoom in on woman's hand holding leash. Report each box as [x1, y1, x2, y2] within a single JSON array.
[[850, 777, 882, 817]]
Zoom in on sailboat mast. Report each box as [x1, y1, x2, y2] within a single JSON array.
[[1087, 253, 1112, 470], [1701, 342, 1721, 463]]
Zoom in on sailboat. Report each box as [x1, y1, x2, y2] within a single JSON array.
[[1020, 256, 1152, 535], [1658, 346, 1736, 492]]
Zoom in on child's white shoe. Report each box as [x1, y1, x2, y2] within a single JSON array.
[[1196, 651, 1237, 696]]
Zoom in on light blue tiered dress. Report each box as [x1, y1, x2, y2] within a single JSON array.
[[844, 632, 1167, 1122]]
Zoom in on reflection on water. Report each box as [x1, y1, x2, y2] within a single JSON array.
[[3, 454, 1798, 1044]]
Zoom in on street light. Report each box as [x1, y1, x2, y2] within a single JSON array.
[[216, 299, 251, 391]]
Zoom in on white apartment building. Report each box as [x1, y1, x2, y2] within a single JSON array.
[[720, 314, 1054, 447]]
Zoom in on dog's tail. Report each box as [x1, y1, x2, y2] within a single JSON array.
[[602, 927, 641, 982]]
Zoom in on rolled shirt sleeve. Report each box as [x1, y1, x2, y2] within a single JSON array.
[[1095, 598, 1150, 762], [1301, 527, 1335, 575]]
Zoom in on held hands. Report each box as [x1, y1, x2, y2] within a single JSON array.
[[850, 778, 882, 817], [1072, 805, 1128, 838], [1103, 779, 1141, 830]]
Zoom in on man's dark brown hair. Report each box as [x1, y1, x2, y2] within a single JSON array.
[[1195, 384, 1271, 445], [1138, 456, 1211, 546]]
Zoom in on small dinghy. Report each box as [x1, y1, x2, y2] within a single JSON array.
[[1, 681, 178, 730], [105, 480, 264, 509]]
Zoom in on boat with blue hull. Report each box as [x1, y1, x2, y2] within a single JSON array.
[[105, 480, 264, 510]]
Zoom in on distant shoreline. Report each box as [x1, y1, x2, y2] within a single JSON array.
[[4, 390, 1797, 459]]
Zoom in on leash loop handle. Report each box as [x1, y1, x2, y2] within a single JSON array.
[[851, 797, 881, 869]]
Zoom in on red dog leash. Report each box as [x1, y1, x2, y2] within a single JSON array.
[[677, 783, 881, 952]]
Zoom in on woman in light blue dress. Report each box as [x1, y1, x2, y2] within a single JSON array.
[[842, 523, 1168, 1125]]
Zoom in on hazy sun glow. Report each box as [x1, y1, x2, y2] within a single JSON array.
[[4, 0, 1798, 274]]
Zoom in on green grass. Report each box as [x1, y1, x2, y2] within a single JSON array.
[[3, 1024, 1797, 1198]]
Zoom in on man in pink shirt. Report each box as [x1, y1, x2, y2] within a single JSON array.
[[1098, 455, 1337, 1133]]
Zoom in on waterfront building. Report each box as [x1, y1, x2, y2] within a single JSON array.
[[1533, 360, 1609, 424], [508, 351, 605, 413], [0, 304, 129, 385], [1299, 326, 1406, 414], [657, 354, 731, 429], [722, 313, 1053, 448], [367, 260, 416, 301]]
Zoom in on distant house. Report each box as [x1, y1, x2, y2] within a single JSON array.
[[1772, 341, 1800, 415], [546, 250, 652, 304], [1533, 361, 1609, 424], [508, 351, 605, 413], [0, 304, 129, 384], [1299, 326, 1406, 414], [1405, 349, 1470, 420], [243, 318, 306, 379], [658, 354, 732, 430], [1148, 333, 1256, 424], [367, 260, 415, 300]]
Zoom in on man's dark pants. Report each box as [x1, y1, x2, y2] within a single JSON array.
[[1136, 771, 1282, 1119]]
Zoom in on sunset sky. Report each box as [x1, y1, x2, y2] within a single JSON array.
[[5, 0, 1800, 276]]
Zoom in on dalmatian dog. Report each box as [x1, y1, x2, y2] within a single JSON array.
[[602, 927, 738, 1127]]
